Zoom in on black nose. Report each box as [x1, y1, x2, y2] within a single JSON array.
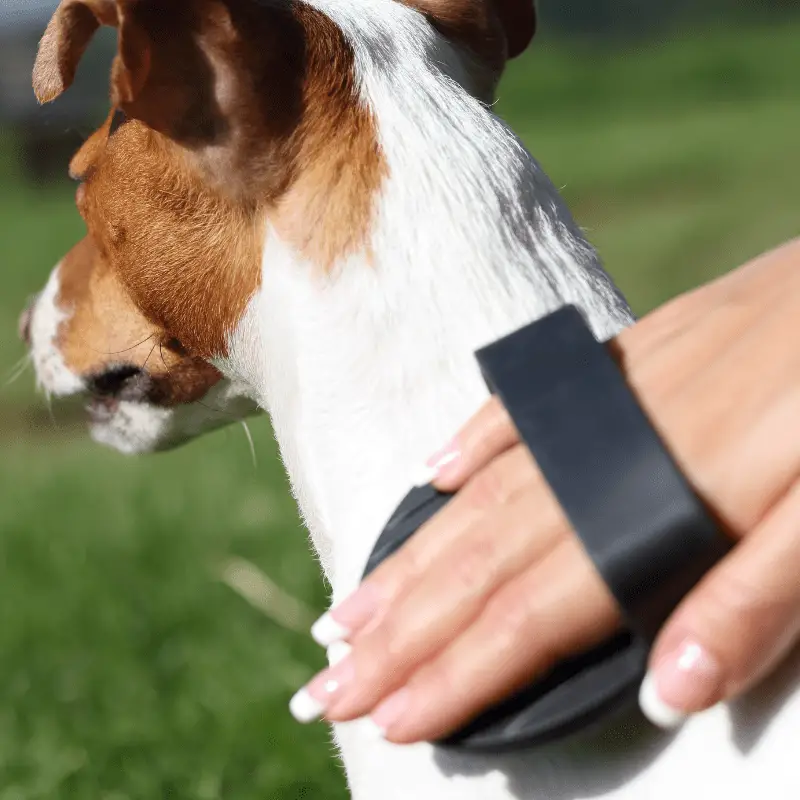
[[87, 365, 147, 400], [18, 300, 35, 346]]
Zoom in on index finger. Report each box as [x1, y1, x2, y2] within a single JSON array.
[[429, 396, 519, 491]]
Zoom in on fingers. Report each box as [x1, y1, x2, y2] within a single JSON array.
[[317, 483, 567, 723], [640, 478, 800, 728], [426, 396, 519, 491], [311, 443, 541, 644], [295, 455, 565, 723], [370, 536, 620, 743]]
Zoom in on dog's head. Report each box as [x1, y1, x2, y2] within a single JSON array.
[[21, 0, 536, 454], [21, 236, 259, 453]]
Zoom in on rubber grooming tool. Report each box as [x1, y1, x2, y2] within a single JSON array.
[[362, 305, 730, 753]]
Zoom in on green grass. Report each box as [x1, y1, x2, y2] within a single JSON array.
[[1, 19, 799, 799], [0, 435, 341, 800]]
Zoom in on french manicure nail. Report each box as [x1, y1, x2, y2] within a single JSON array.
[[425, 441, 461, 474], [327, 640, 352, 667], [370, 688, 411, 734], [289, 687, 326, 724], [639, 640, 722, 729], [312, 584, 383, 647], [360, 716, 389, 740], [311, 613, 351, 647], [412, 463, 440, 487], [638, 673, 687, 729], [410, 447, 460, 489], [289, 657, 356, 723]]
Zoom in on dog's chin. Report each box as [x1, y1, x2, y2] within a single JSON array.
[[85, 388, 261, 456], [87, 398, 188, 455]]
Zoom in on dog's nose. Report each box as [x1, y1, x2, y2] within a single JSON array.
[[88, 365, 146, 399], [18, 301, 35, 347]]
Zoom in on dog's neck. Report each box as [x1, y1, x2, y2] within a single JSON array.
[[218, 0, 632, 592]]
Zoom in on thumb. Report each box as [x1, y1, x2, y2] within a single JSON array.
[[639, 480, 800, 729]]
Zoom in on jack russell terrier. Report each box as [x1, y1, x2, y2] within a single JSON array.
[[19, 0, 800, 797]]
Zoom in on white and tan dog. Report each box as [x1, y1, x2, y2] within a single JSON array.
[[21, 0, 800, 797]]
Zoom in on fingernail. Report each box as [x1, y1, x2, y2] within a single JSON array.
[[425, 441, 461, 474], [327, 641, 352, 667], [289, 657, 356, 723], [370, 688, 411, 735], [411, 440, 461, 488], [361, 716, 390, 740], [311, 613, 350, 647], [313, 584, 383, 646], [638, 673, 687, 729], [289, 687, 327, 724], [411, 463, 441, 487], [639, 640, 722, 728]]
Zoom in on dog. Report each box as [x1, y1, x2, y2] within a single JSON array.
[[21, 0, 800, 798]]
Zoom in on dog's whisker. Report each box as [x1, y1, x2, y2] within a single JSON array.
[[2, 356, 32, 389], [155, 343, 246, 427], [3, 355, 29, 379], [156, 343, 239, 422], [158, 341, 170, 373], [84, 332, 157, 358], [140, 338, 159, 373], [3, 363, 30, 389], [191, 396, 243, 421], [240, 420, 258, 469], [43, 389, 58, 430]]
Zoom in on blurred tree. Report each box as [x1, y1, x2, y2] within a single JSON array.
[[539, 0, 799, 39]]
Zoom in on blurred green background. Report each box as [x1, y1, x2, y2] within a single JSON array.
[[1, 1, 799, 798]]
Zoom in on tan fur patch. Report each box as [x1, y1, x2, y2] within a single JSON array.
[[74, 114, 266, 359], [48, 0, 384, 361], [56, 237, 223, 405], [273, 6, 386, 271]]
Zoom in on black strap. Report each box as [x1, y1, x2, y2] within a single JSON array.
[[363, 305, 730, 752], [475, 304, 730, 643]]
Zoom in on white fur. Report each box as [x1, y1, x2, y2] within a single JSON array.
[[29, 263, 85, 398], [215, 1, 800, 798], [88, 378, 259, 454], [29, 262, 259, 453]]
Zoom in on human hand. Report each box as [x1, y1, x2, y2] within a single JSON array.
[[291, 238, 800, 743]]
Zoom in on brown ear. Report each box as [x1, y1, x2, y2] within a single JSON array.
[[495, 0, 536, 59], [33, 0, 150, 106], [404, 0, 536, 69]]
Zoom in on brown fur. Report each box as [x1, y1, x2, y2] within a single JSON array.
[[273, 5, 386, 270], [33, 0, 533, 365], [55, 237, 224, 405], [399, 0, 536, 71], [37, 0, 387, 360], [72, 110, 267, 359]]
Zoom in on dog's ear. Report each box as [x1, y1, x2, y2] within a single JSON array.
[[33, 0, 150, 105], [407, 0, 536, 68], [36, 0, 305, 198], [34, 0, 251, 156], [494, 0, 537, 58]]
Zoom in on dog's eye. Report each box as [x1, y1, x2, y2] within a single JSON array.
[[163, 337, 188, 356]]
